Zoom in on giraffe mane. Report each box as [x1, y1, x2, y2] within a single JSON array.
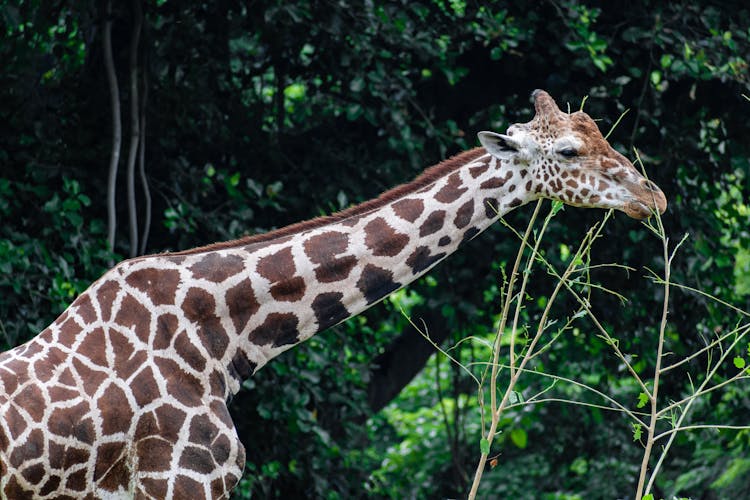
[[165, 147, 487, 256]]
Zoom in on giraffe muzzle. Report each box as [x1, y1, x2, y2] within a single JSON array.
[[624, 178, 667, 219]]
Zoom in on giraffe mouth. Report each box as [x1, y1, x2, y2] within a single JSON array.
[[624, 199, 663, 220], [624, 201, 652, 219], [622, 179, 668, 219]]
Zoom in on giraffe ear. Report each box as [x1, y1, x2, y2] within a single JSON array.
[[478, 131, 522, 159]]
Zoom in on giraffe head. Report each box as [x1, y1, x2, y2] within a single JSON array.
[[478, 90, 667, 219]]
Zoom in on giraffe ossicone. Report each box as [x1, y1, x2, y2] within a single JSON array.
[[0, 90, 666, 498]]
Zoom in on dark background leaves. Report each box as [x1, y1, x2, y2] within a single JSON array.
[[1, 1, 749, 498]]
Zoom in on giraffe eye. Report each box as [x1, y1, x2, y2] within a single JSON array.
[[559, 147, 578, 158]]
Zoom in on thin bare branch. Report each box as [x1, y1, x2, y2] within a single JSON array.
[[655, 424, 750, 441], [661, 323, 750, 374], [636, 207, 670, 500]]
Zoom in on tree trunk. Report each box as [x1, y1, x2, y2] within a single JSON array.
[[125, 0, 143, 257], [367, 305, 451, 413], [103, 0, 121, 253], [138, 43, 151, 256]]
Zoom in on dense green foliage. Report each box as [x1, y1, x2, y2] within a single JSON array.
[[2, 1, 749, 498]]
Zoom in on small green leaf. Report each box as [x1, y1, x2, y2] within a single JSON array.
[[632, 423, 642, 441], [349, 77, 365, 93], [78, 193, 91, 207], [642, 494, 654, 500], [637, 392, 649, 408], [510, 428, 528, 449], [733, 357, 746, 369], [551, 200, 564, 216], [480, 438, 490, 455], [559, 243, 571, 262], [229, 172, 241, 187], [283, 82, 306, 100], [508, 390, 524, 404]]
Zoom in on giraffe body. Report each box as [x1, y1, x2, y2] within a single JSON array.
[[0, 91, 666, 498]]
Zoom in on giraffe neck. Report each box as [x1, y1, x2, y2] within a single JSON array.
[[200, 147, 530, 393], [39, 148, 532, 398]]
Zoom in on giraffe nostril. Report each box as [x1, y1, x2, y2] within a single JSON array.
[[640, 179, 660, 192]]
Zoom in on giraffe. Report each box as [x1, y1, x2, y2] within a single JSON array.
[[0, 90, 666, 499]]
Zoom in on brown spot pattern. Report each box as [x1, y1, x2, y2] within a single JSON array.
[[190, 253, 245, 283], [0, 363, 19, 394], [48, 400, 94, 443], [94, 442, 129, 482], [131, 366, 160, 406], [126, 267, 181, 305], [357, 264, 400, 304], [141, 478, 168, 499], [435, 172, 467, 203], [182, 287, 216, 323], [72, 357, 107, 397], [270, 276, 306, 302], [77, 327, 107, 367], [454, 199, 474, 228], [189, 414, 218, 447], [98, 383, 133, 435], [154, 357, 203, 407], [484, 197, 500, 218], [136, 437, 173, 472], [39, 476, 62, 496], [257, 247, 296, 282], [406, 246, 446, 274], [108, 329, 145, 382], [480, 171, 513, 189], [314, 255, 358, 283], [8, 428, 44, 468], [5, 404, 26, 443], [21, 463, 45, 485], [115, 294, 152, 344], [311, 292, 349, 331], [65, 469, 87, 491], [211, 434, 232, 465], [225, 278, 259, 334], [49, 385, 78, 403], [32, 355, 54, 383], [54, 319, 79, 348], [391, 198, 424, 222], [229, 349, 257, 380], [153, 313, 179, 350], [469, 164, 489, 178], [364, 217, 409, 257], [419, 210, 446, 237], [303, 231, 349, 263], [179, 446, 215, 474], [248, 313, 300, 347], [198, 317, 230, 361], [72, 294, 97, 324], [175, 331, 207, 371], [174, 475, 204, 499], [97, 280, 121, 321]]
